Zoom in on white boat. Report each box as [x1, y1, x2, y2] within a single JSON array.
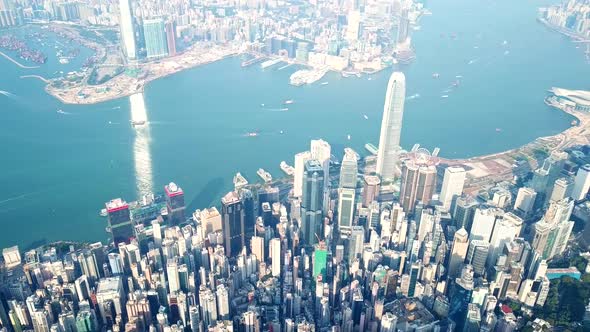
[[347, 134, 351, 140], [502, 40, 508, 45], [321, 82, 329, 85], [160, 207, 169, 216], [59, 57, 69, 64], [441, 95, 449, 98], [504, 50, 510, 55], [363, 114, 368, 120], [261, 103, 265, 107], [281, 108, 289, 111], [284, 99, 295, 104], [100, 208, 107, 217]]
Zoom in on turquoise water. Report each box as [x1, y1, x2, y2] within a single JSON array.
[[0, 0, 588, 249]]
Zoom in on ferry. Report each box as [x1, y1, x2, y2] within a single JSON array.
[[233, 172, 248, 190], [257, 168, 272, 183], [280, 161, 295, 176], [284, 99, 294, 105]]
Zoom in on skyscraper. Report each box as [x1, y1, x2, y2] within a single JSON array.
[[339, 148, 358, 189], [399, 155, 437, 214], [362, 175, 381, 207], [165, 182, 185, 225], [549, 177, 573, 202], [310, 139, 331, 189], [376, 72, 406, 182], [514, 187, 537, 218], [337, 188, 355, 234], [469, 206, 501, 242], [143, 18, 168, 58], [165, 21, 177, 56], [448, 228, 469, 278], [118, 0, 136, 59], [571, 164, 590, 201], [221, 191, 245, 257], [439, 166, 466, 210], [105, 198, 134, 245], [301, 160, 324, 245], [270, 238, 281, 277], [487, 213, 523, 267], [293, 151, 311, 198], [466, 240, 489, 277]]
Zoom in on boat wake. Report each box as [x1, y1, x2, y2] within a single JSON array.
[[263, 108, 289, 112], [407, 93, 421, 100], [57, 109, 72, 115], [0, 90, 16, 98]]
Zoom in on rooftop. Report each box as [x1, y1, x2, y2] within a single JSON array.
[[105, 198, 129, 212], [96, 276, 122, 294]]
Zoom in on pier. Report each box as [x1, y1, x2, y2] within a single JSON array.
[[20, 75, 50, 83], [0, 51, 40, 69]]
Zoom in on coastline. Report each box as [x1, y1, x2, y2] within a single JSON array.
[[44, 43, 241, 105], [444, 102, 589, 193]]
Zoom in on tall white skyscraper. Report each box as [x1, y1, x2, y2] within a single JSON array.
[[448, 228, 469, 278], [514, 187, 537, 218], [270, 238, 281, 277], [311, 139, 331, 188], [571, 164, 590, 201], [339, 148, 358, 189], [166, 259, 180, 293], [376, 72, 406, 181], [469, 207, 501, 242], [487, 212, 523, 267], [293, 151, 311, 197], [216, 285, 230, 320], [439, 166, 466, 210], [118, 0, 137, 59]]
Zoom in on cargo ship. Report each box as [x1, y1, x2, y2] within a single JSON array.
[[257, 168, 272, 183], [280, 161, 295, 176]]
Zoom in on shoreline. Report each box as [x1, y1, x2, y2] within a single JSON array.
[[44, 43, 241, 105], [444, 102, 589, 193], [0, 50, 40, 69]]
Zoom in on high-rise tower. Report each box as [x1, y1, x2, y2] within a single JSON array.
[[118, 0, 136, 59], [105, 198, 134, 245], [376, 72, 406, 182]]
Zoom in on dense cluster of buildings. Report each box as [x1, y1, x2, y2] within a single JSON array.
[[1, 71, 590, 331], [539, 0, 590, 38], [0, 0, 423, 69]]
